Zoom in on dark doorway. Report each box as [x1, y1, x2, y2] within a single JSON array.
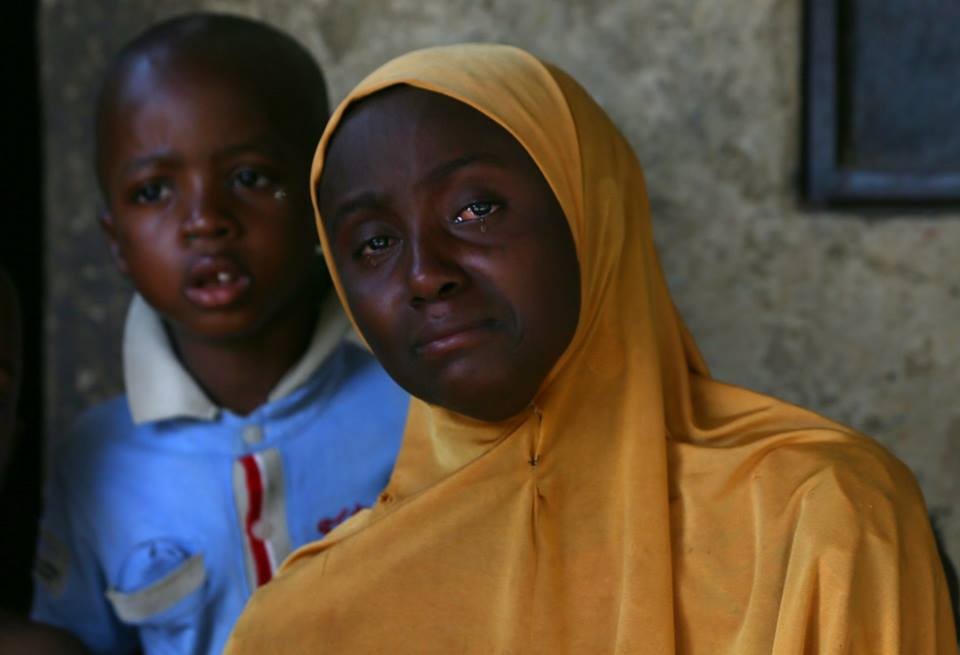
[[1, 0, 44, 613]]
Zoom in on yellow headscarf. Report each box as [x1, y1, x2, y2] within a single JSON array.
[[226, 44, 957, 654]]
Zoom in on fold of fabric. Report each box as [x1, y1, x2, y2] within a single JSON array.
[[226, 44, 957, 654]]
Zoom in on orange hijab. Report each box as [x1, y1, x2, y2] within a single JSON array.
[[226, 45, 956, 654]]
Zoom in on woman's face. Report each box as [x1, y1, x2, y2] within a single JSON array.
[[320, 87, 580, 421]]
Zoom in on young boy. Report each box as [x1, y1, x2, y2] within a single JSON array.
[[30, 14, 408, 655]]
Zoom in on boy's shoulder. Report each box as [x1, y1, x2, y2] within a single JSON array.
[[52, 394, 137, 460], [334, 341, 407, 399], [66, 394, 134, 436]]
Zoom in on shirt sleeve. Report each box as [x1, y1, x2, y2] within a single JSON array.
[[30, 443, 139, 655]]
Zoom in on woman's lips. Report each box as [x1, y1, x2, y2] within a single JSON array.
[[184, 256, 253, 309], [413, 320, 500, 359]]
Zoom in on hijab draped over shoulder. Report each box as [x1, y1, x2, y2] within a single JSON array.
[[226, 45, 957, 654]]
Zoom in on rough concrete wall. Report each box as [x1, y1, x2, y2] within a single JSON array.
[[42, 0, 959, 572]]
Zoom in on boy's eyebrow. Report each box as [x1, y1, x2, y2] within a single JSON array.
[[119, 136, 286, 176], [217, 135, 288, 159], [121, 150, 181, 175]]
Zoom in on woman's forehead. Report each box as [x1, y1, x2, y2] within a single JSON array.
[[341, 88, 519, 150], [322, 87, 539, 192]]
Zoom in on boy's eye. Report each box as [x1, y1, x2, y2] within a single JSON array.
[[133, 181, 172, 204], [452, 200, 500, 224], [232, 168, 272, 189], [357, 235, 398, 262]]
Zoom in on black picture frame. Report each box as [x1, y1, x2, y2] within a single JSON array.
[[803, 0, 960, 206]]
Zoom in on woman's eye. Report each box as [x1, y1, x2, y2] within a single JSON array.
[[232, 168, 272, 189], [133, 181, 172, 204], [453, 200, 501, 224]]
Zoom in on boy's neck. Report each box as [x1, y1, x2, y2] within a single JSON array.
[[167, 288, 324, 417]]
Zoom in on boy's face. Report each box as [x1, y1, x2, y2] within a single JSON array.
[[320, 88, 581, 422], [98, 63, 324, 342]]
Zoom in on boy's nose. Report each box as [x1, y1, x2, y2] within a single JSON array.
[[181, 189, 239, 242], [407, 236, 466, 308]]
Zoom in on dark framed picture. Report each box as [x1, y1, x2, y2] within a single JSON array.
[[804, 0, 960, 205]]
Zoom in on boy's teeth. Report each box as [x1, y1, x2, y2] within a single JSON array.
[[217, 271, 232, 284]]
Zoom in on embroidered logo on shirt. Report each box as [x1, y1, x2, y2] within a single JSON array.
[[317, 503, 365, 536]]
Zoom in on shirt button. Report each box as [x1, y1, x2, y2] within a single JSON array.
[[242, 424, 264, 445]]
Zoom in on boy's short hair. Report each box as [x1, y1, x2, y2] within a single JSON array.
[[94, 12, 329, 196]]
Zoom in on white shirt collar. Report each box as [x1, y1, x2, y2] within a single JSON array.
[[123, 293, 350, 425]]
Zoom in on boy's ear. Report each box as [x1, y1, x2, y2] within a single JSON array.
[[97, 209, 130, 276]]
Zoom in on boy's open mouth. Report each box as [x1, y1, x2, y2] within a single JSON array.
[[185, 256, 253, 309]]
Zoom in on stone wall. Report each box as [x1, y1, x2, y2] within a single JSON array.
[[41, 0, 959, 572]]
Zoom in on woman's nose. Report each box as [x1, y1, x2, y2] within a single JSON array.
[[407, 235, 466, 308]]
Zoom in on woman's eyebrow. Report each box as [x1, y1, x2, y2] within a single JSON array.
[[327, 153, 504, 232], [416, 153, 504, 191], [329, 191, 390, 231]]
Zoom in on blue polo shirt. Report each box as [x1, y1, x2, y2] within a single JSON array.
[[31, 294, 408, 655]]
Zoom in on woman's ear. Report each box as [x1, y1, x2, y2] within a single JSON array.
[[97, 209, 130, 276]]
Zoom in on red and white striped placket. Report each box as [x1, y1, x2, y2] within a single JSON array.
[[233, 449, 292, 589]]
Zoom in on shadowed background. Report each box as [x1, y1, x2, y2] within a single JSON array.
[[40, 0, 959, 579]]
